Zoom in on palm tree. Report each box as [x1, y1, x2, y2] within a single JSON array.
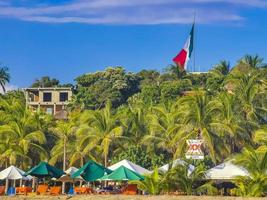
[[0, 65, 10, 93], [68, 139, 97, 167], [231, 147, 267, 197], [239, 55, 267, 69], [131, 168, 162, 195], [0, 137, 29, 167], [176, 92, 226, 162], [226, 71, 266, 122], [120, 103, 148, 147], [253, 125, 267, 152], [210, 60, 230, 77], [206, 60, 230, 94], [77, 102, 123, 166], [231, 174, 267, 197], [142, 104, 181, 159], [161, 163, 212, 195], [209, 92, 249, 154], [49, 120, 76, 170], [233, 146, 267, 176], [0, 98, 47, 167], [165, 64, 187, 79]]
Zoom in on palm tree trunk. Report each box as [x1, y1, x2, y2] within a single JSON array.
[[0, 82, 6, 93], [62, 137, 66, 194], [80, 156, 83, 167], [104, 154, 107, 167], [104, 154, 108, 187]]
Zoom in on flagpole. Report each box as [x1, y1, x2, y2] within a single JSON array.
[[193, 11, 196, 72]]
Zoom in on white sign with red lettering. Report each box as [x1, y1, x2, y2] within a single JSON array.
[[185, 139, 204, 160]]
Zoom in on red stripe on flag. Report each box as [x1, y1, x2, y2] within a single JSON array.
[[172, 49, 187, 69]]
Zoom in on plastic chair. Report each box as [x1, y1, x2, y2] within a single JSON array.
[[7, 187, 16, 196]]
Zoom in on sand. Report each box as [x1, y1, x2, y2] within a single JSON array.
[[1, 195, 267, 200]]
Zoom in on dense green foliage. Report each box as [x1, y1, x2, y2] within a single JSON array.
[[0, 55, 266, 196], [31, 76, 73, 88]]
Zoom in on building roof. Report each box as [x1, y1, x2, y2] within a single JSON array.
[[108, 159, 151, 175], [23, 87, 72, 91], [205, 161, 249, 180]]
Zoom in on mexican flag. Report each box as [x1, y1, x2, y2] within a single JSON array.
[[173, 24, 194, 70]]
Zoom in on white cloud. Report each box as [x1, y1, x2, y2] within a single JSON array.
[[0, 0, 265, 24]]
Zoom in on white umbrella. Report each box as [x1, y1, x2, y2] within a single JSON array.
[[205, 161, 249, 180], [108, 159, 151, 175], [58, 167, 84, 182], [159, 159, 195, 175], [0, 165, 32, 193], [0, 165, 32, 180]]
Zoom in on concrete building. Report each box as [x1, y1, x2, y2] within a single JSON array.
[[24, 87, 72, 119]]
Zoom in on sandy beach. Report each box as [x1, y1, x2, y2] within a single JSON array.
[[1, 195, 267, 200]]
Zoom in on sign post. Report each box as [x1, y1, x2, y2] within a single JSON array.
[[185, 139, 204, 160]]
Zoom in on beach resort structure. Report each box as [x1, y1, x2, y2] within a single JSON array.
[[24, 87, 72, 119]]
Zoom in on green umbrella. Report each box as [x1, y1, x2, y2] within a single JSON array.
[[71, 160, 112, 182], [99, 166, 144, 181], [24, 162, 64, 179]]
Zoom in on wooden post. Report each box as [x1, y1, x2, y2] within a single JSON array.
[[5, 179, 8, 194]]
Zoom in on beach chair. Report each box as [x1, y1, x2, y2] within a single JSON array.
[[74, 186, 91, 194], [50, 186, 62, 195], [36, 184, 49, 195], [122, 184, 137, 195], [0, 186, 5, 195], [16, 186, 32, 195]]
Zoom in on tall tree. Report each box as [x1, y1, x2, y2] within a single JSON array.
[[209, 92, 249, 154], [0, 65, 10, 93], [232, 147, 267, 197], [31, 76, 60, 88], [176, 92, 228, 162], [77, 102, 123, 166], [49, 120, 76, 169], [227, 71, 266, 122], [50, 120, 76, 194], [143, 104, 181, 159], [0, 98, 47, 167], [239, 55, 267, 69]]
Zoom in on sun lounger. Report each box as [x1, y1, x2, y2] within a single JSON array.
[[36, 184, 49, 195], [0, 186, 5, 195], [50, 186, 61, 195], [74, 187, 91, 194], [122, 184, 137, 195], [16, 186, 32, 195]]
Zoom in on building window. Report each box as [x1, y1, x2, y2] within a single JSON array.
[[60, 92, 68, 102], [43, 92, 52, 102]]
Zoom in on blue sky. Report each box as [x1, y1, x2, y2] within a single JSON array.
[[0, 0, 267, 89]]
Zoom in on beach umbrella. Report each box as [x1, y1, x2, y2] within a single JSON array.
[[0, 166, 32, 180], [205, 161, 249, 180], [71, 160, 112, 182], [24, 162, 64, 179], [100, 166, 144, 181], [0, 165, 32, 193], [108, 159, 151, 175], [58, 167, 84, 182], [159, 159, 195, 175]]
